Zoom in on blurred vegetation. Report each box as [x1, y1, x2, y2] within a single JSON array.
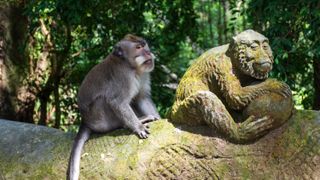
[[0, 0, 319, 131]]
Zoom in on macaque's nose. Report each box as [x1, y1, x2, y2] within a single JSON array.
[[144, 50, 152, 59], [144, 50, 151, 55]]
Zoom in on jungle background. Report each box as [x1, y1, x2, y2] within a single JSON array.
[[0, 0, 319, 131]]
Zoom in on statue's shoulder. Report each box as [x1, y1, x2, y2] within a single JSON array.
[[191, 44, 230, 69], [208, 44, 229, 54], [196, 44, 229, 63]]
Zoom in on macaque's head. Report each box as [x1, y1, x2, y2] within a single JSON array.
[[113, 34, 155, 73], [228, 29, 274, 79]]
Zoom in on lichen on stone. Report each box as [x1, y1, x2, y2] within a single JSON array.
[[169, 29, 294, 143]]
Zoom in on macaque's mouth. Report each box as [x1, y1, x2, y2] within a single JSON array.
[[143, 59, 152, 65]]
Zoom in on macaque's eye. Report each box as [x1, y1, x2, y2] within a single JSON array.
[[136, 44, 143, 49], [250, 43, 259, 50]]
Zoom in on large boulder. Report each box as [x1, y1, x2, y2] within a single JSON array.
[[0, 110, 319, 179]]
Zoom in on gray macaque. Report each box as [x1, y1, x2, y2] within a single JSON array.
[[67, 34, 160, 180]]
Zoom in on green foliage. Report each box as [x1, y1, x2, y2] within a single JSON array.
[[247, 0, 320, 109], [17, 0, 319, 130], [22, 0, 200, 129], [141, 0, 199, 115]]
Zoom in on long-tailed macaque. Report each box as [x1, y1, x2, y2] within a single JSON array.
[[67, 34, 160, 180]]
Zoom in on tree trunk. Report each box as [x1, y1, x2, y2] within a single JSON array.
[[53, 54, 61, 129], [0, 4, 63, 124], [0, 3, 32, 122], [53, 85, 61, 128], [38, 94, 49, 125], [251, 2, 263, 32], [53, 24, 71, 128], [241, 0, 247, 30], [0, 9, 15, 119], [314, 60, 320, 110], [217, 0, 223, 45], [221, 0, 229, 43], [0, 21, 14, 119], [207, 0, 214, 47]]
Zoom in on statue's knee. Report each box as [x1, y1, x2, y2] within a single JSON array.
[[244, 92, 293, 125], [193, 91, 220, 103], [171, 91, 225, 126]]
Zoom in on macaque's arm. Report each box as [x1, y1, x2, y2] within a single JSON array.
[[109, 100, 149, 138], [135, 96, 160, 119]]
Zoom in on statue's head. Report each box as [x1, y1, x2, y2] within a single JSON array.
[[228, 29, 274, 79]]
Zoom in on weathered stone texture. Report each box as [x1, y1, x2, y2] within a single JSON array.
[[0, 110, 319, 179]]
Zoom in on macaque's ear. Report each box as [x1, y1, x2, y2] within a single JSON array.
[[112, 45, 123, 58]]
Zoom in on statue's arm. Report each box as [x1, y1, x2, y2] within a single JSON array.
[[223, 79, 267, 110], [212, 59, 260, 110], [221, 76, 291, 110], [214, 59, 290, 110]]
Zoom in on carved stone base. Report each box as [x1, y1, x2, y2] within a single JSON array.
[[0, 110, 319, 179]]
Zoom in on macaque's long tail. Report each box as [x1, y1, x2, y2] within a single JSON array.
[[67, 124, 91, 180]]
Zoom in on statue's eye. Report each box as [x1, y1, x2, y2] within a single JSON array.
[[250, 43, 259, 50], [262, 42, 269, 50]]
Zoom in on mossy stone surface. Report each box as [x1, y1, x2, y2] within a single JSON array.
[[0, 110, 319, 179]]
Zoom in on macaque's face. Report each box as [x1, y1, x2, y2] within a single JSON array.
[[117, 40, 155, 73], [131, 41, 155, 73]]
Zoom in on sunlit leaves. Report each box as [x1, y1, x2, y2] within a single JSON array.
[[246, 0, 319, 109], [21, 0, 319, 129]]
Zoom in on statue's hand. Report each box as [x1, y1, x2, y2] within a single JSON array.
[[264, 79, 292, 98], [236, 115, 274, 142]]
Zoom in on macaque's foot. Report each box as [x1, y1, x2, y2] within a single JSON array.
[[237, 115, 274, 142], [135, 124, 150, 139], [139, 115, 158, 124]]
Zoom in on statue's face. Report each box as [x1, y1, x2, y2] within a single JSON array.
[[233, 30, 274, 79]]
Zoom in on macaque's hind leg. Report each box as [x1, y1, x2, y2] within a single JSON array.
[[171, 91, 275, 143], [82, 99, 122, 133]]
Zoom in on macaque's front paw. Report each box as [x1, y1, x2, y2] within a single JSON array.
[[154, 114, 161, 120], [139, 115, 158, 124], [135, 124, 150, 139]]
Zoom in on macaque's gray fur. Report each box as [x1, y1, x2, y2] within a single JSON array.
[[67, 34, 160, 180]]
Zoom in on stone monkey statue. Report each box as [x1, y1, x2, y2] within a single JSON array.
[[169, 29, 293, 143]]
